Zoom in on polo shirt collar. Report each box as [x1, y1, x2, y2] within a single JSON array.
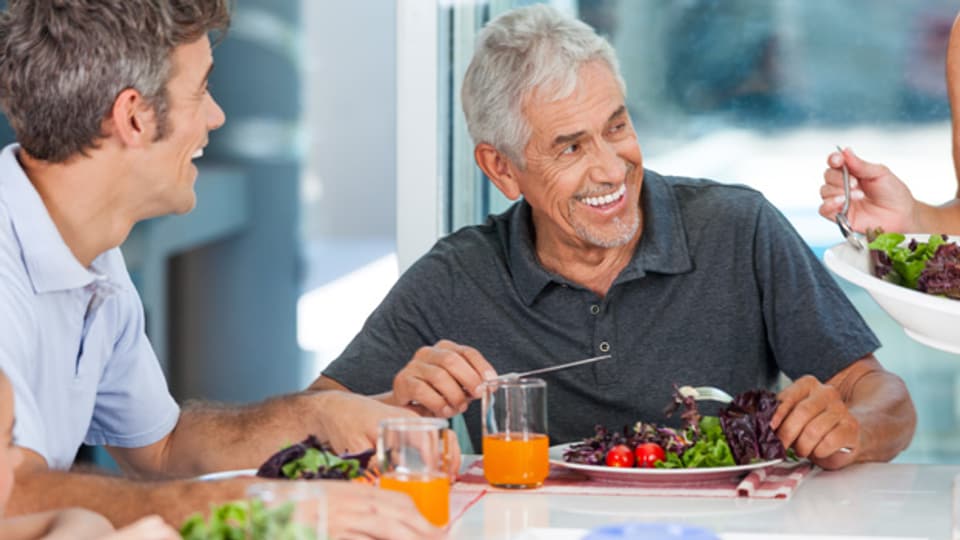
[[621, 169, 694, 280], [0, 144, 102, 293], [507, 200, 552, 305], [508, 168, 693, 305]]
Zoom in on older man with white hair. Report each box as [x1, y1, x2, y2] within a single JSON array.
[[314, 4, 916, 470]]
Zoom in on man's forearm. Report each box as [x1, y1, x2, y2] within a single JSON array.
[[845, 370, 916, 462], [310, 375, 398, 406], [165, 393, 326, 475], [165, 389, 403, 476], [7, 469, 252, 528]]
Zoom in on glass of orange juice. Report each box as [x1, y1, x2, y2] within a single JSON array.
[[377, 417, 452, 527], [482, 377, 549, 488]]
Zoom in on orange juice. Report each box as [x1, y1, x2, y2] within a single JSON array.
[[482, 432, 549, 487], [379, 472, 450, 526]]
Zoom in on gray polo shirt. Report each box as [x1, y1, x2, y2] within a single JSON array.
[[324, 170, 879, 450]]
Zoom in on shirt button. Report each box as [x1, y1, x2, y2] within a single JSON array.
[[599, 342, 610, 353], [590, 304, 600, 315]]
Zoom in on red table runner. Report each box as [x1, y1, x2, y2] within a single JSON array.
[[453, 458, 815, 500]]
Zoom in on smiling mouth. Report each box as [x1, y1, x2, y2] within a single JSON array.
[[192, 147, 204, 159], [578, 184, 626, 208]]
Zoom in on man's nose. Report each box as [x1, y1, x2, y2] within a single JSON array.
[[207, 94, 226, 131], [590, 140, 627, 182]]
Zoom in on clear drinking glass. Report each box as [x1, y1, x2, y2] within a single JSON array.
[[246, 481, 326, 540], [482, 377, 549, 488], [377, 417, 452, 527]]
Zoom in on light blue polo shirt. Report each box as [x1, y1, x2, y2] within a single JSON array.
[[0, 144, 180, 470]]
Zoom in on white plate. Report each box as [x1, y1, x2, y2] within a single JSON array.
[[549, 443, 781, 484], [195, 468, 258, 481], [823, 235, 960, 354]]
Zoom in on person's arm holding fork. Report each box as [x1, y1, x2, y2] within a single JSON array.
[[818, 13, 960, 234]]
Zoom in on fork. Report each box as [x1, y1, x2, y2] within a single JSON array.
[[678, 385, 853, 454], [834, 145, 864, 251], [678, 385, 733, 403]]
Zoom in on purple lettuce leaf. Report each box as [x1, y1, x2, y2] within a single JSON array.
[[718, 389, 786, 465], [917, 243, 960, 299], [563, 424, 622, 465], [256, 435, 374, 480], [663, 384, 701, 439], [872, 249, 893, 280], [255, 436, 316, 478], [562, 421, 694, 465]]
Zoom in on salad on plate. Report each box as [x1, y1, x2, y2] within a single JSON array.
[[256, 435, 376, 482], [868, 232, 960, 299], [195, 435, 378, 482], [562, 386, 787, 471]]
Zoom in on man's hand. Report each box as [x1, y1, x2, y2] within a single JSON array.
[[324, 482, 445, 540], [770, 375, 859, 470], [818, 147, 918, 233], [315, 392, 422, 454], [316, 392, 462, 478], [391, 340, 496, 418], [101, 515, 179, 540]]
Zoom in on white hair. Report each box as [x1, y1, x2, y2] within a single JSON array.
[[461, 4, 626, 169]]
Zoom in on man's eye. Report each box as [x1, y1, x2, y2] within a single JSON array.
[[608, 122, 626, 134], [561, 143, 579, 155]]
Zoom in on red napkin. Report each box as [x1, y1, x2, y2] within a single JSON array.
[[453, 458, 815, 500], [449, 489, 486, 525]]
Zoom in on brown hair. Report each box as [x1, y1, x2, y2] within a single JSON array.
[[0, 0, 231, 163]]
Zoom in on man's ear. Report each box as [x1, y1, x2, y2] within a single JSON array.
[[475, 143, 522, 200], [105, 88, 156, 148]]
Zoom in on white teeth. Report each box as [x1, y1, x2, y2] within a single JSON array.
[[580, 184, 626, 207], [192, 148, 204, 159]]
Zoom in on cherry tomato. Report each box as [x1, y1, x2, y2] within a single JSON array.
[[634, 442, 666, 468], [605, 444, 635, 468]]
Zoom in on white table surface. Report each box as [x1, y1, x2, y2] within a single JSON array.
[[447, 461, 959, 540]]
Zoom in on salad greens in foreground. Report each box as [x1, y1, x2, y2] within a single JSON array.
[[179, 499, 318, 540], [180, 436, 377, 539], [869, 232, 960, 298], [563, 387, 787, 469]]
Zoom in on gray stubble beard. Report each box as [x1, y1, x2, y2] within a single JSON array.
[[571, 209, 640, 248]]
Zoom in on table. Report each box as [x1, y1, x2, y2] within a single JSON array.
[[448, 461, 959, 539]]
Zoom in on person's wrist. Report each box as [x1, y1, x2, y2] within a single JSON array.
[[380, 389, 405, 408], [912, 201, 941, 233], [304, 389, 340, 437]]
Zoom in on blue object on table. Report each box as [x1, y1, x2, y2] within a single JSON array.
[[582, 523, 720, 540]]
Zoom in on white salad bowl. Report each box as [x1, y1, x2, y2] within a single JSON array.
[[823, 234, 960, 354]]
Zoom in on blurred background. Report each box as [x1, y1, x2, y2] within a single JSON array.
[[0, 0, 956, 464]]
